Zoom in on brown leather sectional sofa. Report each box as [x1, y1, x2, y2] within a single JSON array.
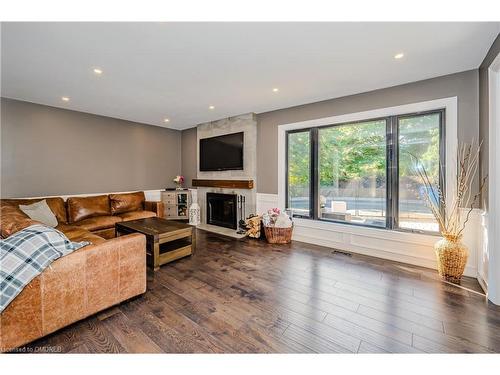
[[0, 191, 164, 351]]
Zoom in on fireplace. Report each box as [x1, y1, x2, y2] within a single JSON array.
[[207, 193, 238, 229]]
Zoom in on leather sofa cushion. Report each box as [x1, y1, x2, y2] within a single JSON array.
[[117, 210, 156, 222], [1, 197, 67, 224], [0, 205, 40, 238], [72, 215, 122, 232], [55, 224, 105, 245], [56, 224, 89, 238], [69, 231, 106, 245], [109, 191, 145, 215], [59, 220, 116, 242], [67, 195, 110, 223], [92, 228, 117, 240]]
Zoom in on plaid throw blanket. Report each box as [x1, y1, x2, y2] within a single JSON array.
[[0, 224, 89, 313]]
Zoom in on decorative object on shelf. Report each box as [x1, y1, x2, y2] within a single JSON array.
[[189, 189, 200, 226], [413, 141, 487, 283], [262, 208, 293, 244], [173, 175, 185, 190]]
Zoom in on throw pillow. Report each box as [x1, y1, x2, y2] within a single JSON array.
[[19, 199, 58, 227]]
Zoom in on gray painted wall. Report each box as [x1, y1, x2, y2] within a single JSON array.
[[256, 70, 479, 195], [1, 98, 182, 198], [181, 127, 197, 188], [1, 68, 485, 200], [479, 33, 500, 207]]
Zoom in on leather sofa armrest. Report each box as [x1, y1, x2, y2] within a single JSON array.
[[0, 233, 147, 351], [144, 200, 164, 218]]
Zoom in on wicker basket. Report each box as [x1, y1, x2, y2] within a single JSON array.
[[434, 236, 469, 283], [263, 224, 293, 244]]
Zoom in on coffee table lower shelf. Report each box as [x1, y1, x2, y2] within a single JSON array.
[[148, 238, 193, 269]]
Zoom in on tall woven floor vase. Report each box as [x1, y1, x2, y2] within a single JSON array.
[[434, 235, 468, 283]]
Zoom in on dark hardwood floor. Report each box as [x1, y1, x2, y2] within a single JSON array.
[[26, 229, 500, 353]]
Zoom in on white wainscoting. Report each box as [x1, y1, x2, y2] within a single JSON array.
[[23, 189, 164, 201], [256, 193, 281, 215], [256, 193, 482, 278]]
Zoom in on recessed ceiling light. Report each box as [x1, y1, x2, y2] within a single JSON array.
[[93, 68, 103, 75], [61, 96, 70, 102], [163, 118, 170, 123], [272, 88, 279, 92], [394, 53, 404, 59], [209, 105, 215, 110]]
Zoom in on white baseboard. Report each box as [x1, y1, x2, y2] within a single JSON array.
[[478, 274, 488, 294], [257, 193, 481, 278]]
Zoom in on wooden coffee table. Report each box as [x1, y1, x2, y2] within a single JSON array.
[[116, 217, 195, 271]]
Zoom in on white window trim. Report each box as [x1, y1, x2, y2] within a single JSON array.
[[277, 96, 458, 231]]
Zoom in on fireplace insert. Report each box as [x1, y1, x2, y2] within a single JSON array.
[[206, 193, 238, 229]]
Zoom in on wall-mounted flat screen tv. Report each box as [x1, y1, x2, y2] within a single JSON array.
[[199, 132, 244, 171]]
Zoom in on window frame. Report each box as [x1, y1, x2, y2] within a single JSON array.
[[285, 128, 314, 218], [393, 109, 446, 235], [285, 109, 445, 235], [314, 116, 389, 230]]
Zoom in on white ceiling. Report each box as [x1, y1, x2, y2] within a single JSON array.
[[1, 22, 499, 130]]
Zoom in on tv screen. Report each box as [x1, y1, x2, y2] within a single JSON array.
[[200, 132, 244, 171]]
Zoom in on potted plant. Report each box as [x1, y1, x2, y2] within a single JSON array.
[[412, 141, 487, 283]]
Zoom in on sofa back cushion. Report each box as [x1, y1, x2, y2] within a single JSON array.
[[0, 205, 41, 238], [109, 191, 145, 215], [67, 195, 111, 223], [0, 197, 67, 224]]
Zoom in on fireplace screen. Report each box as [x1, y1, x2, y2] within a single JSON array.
[[207, 193, 238, 229]]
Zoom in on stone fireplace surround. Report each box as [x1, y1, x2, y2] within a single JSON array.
[[195, 113, 257, 237]]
